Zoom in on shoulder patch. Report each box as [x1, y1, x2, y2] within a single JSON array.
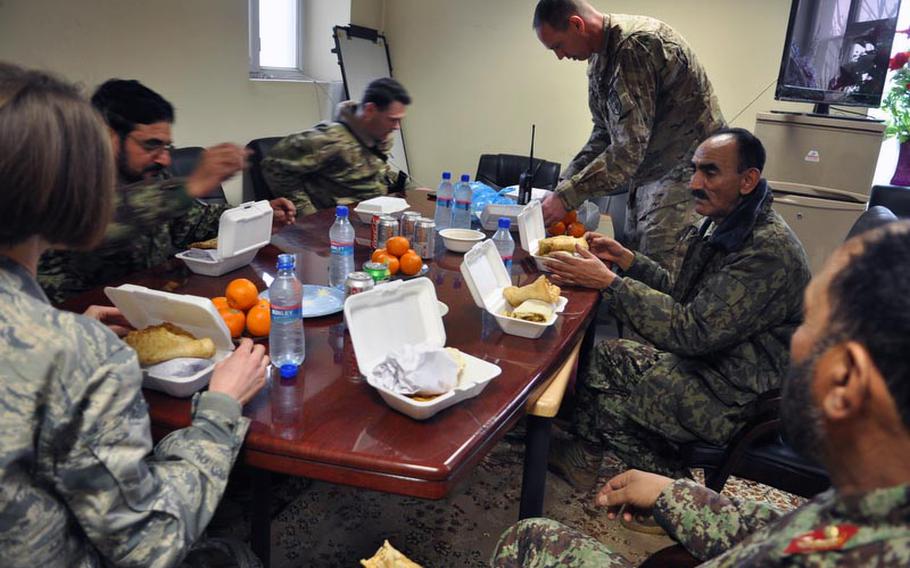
[[608, 88, 623, 116]]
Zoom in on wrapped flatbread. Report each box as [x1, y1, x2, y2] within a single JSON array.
[[537, 235, 588, 256], [360, 540, 423, 568], [506, 299, 555, 323], [188, 237, 218, 250], [503, 275, 561, 307], [124, 323, 216, 366]]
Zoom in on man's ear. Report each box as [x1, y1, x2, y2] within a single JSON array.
[[360, 102, 377, 119], [819, 341, 871, 422], [568, 14, 585, 33], [107, 126, 121, 158], [739, 167, 761, 196]]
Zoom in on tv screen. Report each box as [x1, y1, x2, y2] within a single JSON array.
[[776, 0, 902, 108]]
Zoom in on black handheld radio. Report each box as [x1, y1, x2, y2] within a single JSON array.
[[517, 124, 536, 205]]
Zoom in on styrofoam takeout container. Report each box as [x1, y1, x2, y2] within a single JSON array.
[[460, 239, 567, 339], [479, 203, 523, 232], [105, 284, 234, 397], [352, 196, 409, 223], [344, 277, 502, 420], [175, 200, 273, 277], [517, 200, 554, 272], [502, 186, 553, 203]]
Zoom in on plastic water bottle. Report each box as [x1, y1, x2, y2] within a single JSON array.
[[492, 217, 515, 272], [269, 253, 305, 379], [328, 205, 355, 289], [452, 174, 473, 229], [433, 171, 454, 230]]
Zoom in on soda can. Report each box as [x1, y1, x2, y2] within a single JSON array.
[[362, 261, 390, 282], [377, 215, 399, 250], [370, 214, 381, 249], [413, 217, 436, 259], [344, 271, 375, 298], [399, 211, 421, 241]]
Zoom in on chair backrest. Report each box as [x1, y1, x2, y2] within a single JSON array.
[[846, 205, 897, 240], [245, 136, 285, 201], [169, 146, 226, 205], [474, 153, 561, 191], [869, 184, 910, 218]]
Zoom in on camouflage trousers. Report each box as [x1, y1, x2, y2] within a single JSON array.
[[574, 339, 743, 479], [491, 518, 631, 567], [623, 179, 699, 276]]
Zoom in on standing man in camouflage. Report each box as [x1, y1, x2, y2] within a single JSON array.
[[493, 220, 910, 567], [263, 77, 423, 216], [37, 79, 296, 304], [545, 129, 810, 487], [534, 0, 725, 272]]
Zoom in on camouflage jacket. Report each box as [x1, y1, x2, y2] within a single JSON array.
[[557, 14, 725, 210], [38, 176, 226, 304], [656, 478, 910, 566], [0, 256, 249, 567], [604, 181, 811, 406], [262, 101, 416, 216]]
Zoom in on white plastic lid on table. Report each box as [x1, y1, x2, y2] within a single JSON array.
[[344, 277, 501, 420], [460, 239, 567, 339], [105, 284, 234, 397], [501, 185, 552, 202], [479, 202, 524, 231], [352, 196, 409, 223], [175, 200, 273, 277], [516, 200, 552, 273]]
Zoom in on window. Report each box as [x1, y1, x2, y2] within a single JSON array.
[[249, 0, 307, 80]]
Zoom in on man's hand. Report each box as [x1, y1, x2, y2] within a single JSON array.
[[545, 246, 617, 290], [595, 469, 675, 520], [186, 143, 249, 198], [541, 192, 568, 225], [208, 338, 269, 405], [269, 197, 297, 231], [83, 305, 133, 337], [586, 233, 634, 271]]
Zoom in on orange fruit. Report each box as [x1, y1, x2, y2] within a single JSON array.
[[219, 308, 245, 338], [406, 248, 416, 256], [562, 210, 578, 225], [386, 236, 410, 257], [211, 296, 229, 311], [547, 221, 566, 236], [383, 255, 400, 275], [399, 252, 423, 276], [226, 278, 259, 311], [371, 248, 388, 262], [567, 222, 587, 238], [246, 304, 271, 337]]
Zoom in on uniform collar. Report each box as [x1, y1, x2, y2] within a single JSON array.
[[0, 255, 50, 305], [832, 484, 910, 523]]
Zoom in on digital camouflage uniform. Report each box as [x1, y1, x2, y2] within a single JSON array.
[[558, 14, 725, 273], [38, 176, 226, 304], [0, 256, 256, 567], [577, 182, 810, 477], [492, 479, 910, 566], [262, 101, 416, 216]]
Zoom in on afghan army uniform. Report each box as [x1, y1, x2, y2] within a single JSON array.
[[262, 100, 416, 216], [492, 479, 910, 566], [557, 14, 725, 273], [0, 257, 257, 567], [38, 176, 226, 304], [576, 181, 810, 478]]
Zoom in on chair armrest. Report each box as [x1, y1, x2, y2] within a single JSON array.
[[526, 339, 582, 418]]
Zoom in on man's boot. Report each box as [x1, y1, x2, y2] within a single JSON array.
[[547, 437, 602, 491]]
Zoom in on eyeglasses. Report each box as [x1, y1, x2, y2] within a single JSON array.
[[129, 134, 175, 155]]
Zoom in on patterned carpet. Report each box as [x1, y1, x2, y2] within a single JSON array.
[[212, 432, 804, 567]]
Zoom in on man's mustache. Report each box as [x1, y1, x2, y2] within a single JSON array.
[[691, 189, 708, 200]]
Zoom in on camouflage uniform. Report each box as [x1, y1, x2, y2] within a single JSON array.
[[492, 479, 910, 566], [262, 101, 416, 216], [576, 182, 810, 477], [558, 14, 725, 273], [0, 256, 255, 567], [38, 176, 226, 304]]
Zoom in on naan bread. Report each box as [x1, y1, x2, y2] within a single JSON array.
[[360, 540, 423, 568], [445, 347, 466, 379], [537, 235, 588, 256], [124, 323, 216, 366], [503, 275, 561, 307], [506, 299, 554, 323], [188, 237, 218, 250]]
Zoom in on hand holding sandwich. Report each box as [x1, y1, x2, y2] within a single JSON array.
[[209, 338, 269, 404]]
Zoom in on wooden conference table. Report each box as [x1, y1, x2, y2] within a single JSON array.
[[63, 193, 601, 564]]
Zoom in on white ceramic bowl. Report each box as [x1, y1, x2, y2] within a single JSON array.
[[439, 228, 486, 253]]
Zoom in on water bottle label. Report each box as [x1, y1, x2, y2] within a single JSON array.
[[454, 200, 471, 210], [501, 254, 513, 262], [330, 242, 354, 256], [271, 304, 303, 323], [437, 197, 453, 207]]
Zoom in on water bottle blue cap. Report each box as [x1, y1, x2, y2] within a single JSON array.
[[442, 171, 451, 179], [279, 364, 299, 379], [460, 174, 470, 182], [336, 205, 349, 217], [498, 217, 511, 229], [277, 253, 295, 269]]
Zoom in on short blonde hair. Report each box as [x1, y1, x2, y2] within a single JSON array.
[[0, 63, 114, 249]]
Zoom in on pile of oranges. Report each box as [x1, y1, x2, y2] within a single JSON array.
[[547, 210, 586, 238], [212, 278, 270, 338], [371, 235, 423, 276]]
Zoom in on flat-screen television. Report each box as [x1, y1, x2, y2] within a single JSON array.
[[776, 0, 903, 109]]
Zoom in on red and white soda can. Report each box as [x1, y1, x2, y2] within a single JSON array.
[[370, 214, 381, 249]]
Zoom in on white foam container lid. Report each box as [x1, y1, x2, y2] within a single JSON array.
[[175, 200, 273, 277], [459, 239, 567, 339], [501, 186, 552, 202], [352, 196, 409, 223], [516, 200, 553, 273], [479, 203, 523, 232], [105, 284, 234, 397], [344, 277, 502, 420]]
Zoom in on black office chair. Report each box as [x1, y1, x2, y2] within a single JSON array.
[[475, 153, 561, 191], [869, 184, 910, 218], [169, 146, 227, 205], [245, 136, 284, 201]]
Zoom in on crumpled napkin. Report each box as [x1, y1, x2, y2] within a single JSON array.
[[369, 343, 458, 396]]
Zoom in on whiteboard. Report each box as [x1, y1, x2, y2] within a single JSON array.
[[332, 25, 410, 176]]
